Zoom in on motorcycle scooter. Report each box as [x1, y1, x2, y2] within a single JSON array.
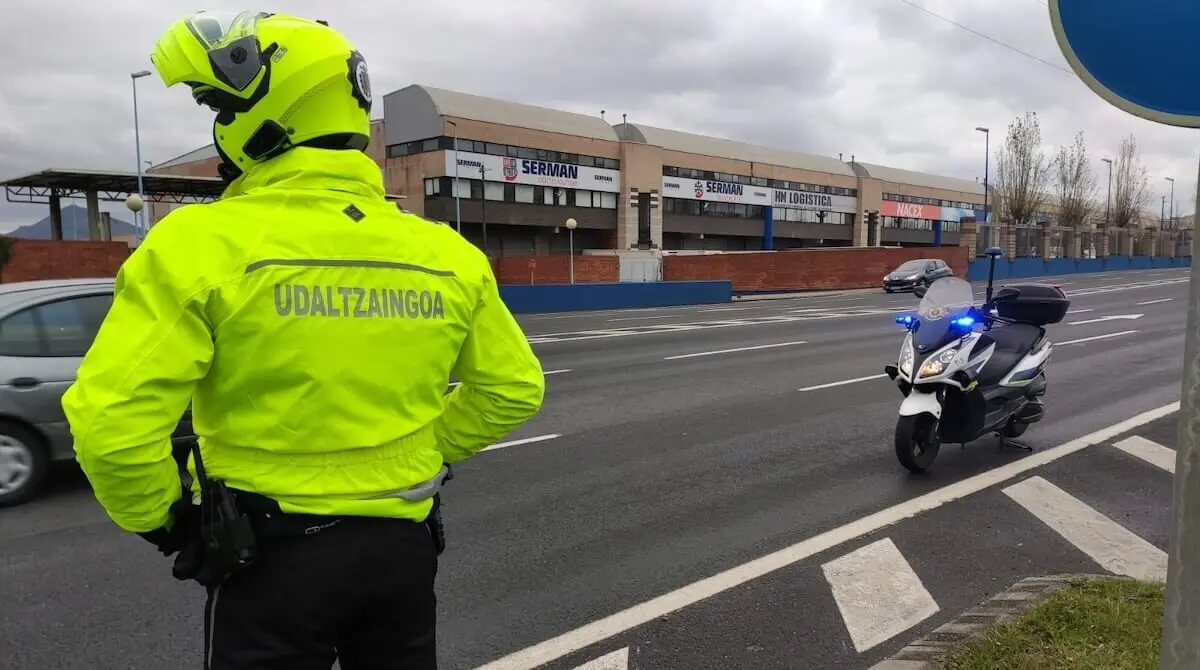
[[882, 247, 1070, 472]]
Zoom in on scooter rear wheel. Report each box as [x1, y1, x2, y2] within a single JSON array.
[[895, 414, 940, 473]]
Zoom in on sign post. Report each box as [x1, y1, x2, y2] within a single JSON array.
[[1048, 3, 1200, 668], [527, 257, 536, 285]]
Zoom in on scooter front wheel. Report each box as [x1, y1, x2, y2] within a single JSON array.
[[895, 414, 940, 473]]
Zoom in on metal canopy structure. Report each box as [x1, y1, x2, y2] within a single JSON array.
[[1, 168, 226, 243], [2, 168, 224, 205]]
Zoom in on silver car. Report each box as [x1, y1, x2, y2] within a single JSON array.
[[0, 278, 195, 507]]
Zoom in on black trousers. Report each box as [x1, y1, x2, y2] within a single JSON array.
[[202, 515, 438, 670]]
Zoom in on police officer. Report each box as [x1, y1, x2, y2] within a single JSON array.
[[62, 10, 545, 670]]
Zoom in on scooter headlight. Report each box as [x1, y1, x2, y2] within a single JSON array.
[[918, 347, 959, 379], [899, 337, 914, 376]]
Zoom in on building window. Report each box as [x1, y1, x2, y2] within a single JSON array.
[[424, 179, 439, 196], [484, 182, 503, 201], [598, 192, 617, 209], [514, 184, 535, 204], [575, 190, 593, 208], [776, 208, 850, 225]]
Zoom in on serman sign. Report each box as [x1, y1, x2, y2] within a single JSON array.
[[444, 151, 621, 193]]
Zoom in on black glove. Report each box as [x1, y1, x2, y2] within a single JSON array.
[[138, 491, 199, 557]]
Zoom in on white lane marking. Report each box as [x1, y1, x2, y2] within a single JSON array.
[[1056, 330, 1139, 346], [481, 433, 562, 453], [822, 538, 939, 653], [606, 315, 673, 323], [698, 306, 757, 312], [472, 402, 1179, 670], [1069, 313, 1142, 325], [1002, 476, 1167, 582], [663, 340, 806, 360], [1113, 436, 1176, 474], [798, 373, 889, 392], [1066, 308, 1095, 314], [569, 647, 629, 670], [1137, 298, 1173, 306], [449, 369, 571, 388]]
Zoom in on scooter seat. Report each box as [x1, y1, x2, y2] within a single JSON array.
[[985, 323, 1044, 357], [974, 323, 1045, 387]]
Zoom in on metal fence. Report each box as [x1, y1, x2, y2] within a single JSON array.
[[974, 223, 1192, 259]]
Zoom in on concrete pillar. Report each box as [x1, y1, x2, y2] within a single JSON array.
[[1003, 223, 1017, 259], [1041, 227, 1054, 259], [1070, 229, 1082, 258], [1098, 226, 1111, 257], [958, 216, 977, 256], [99, 212, 113, 242], [48, 192, 64, 241], [85, 191, 101, 241], [618, 188, 661, 250]]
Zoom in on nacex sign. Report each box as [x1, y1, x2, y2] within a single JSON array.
[[881, 200, 941, 220]]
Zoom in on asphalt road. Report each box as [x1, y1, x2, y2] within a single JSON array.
[[0, 267, 1191, 670]]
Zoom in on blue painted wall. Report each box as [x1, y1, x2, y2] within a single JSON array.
[[499, 281, 733, 314], [966, 256, 1191, 281]]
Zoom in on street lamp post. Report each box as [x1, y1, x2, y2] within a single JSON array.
[[564, 217, 578, 284], [478, 165, 489, 256], [1101, 158, 1113, 258], [446, 119, 462, 233], [975, 127, 990, 246], [131, 70, 152, 243], [1167, 176, 1176, 226]]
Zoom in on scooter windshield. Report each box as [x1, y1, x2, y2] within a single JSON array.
[[913, 277, 976, 351]]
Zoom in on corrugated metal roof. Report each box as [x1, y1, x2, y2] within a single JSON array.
[[409, 85, 619, 142], [854, 162, 985, 196], [152, 144, 218, 170], [615, 123, 857, 177]]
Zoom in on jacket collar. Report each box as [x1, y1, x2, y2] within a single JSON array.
[[221, 148, 386, 200]]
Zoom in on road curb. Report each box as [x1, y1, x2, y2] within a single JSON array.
[[868, 573, 1123, 669]]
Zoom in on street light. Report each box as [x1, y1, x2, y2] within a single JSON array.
[[478, 164, 490, 256], [564, 217, 578, 284], [975, 127, 990, 244], [131, 70, 152, 243], [1101, 157, 1113, 226], [1167, 176, 1176, 226], [445, 119, 462, 233]]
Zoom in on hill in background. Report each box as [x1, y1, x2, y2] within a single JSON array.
[[6, 204, 137, 240]]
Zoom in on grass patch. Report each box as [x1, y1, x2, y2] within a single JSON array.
[[943, 577, 1164, 670]]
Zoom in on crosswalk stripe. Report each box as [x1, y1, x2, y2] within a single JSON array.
[[569, 647, 628, 669], [821, 537, 940, 653], [1002, 476, 1167, 582], [1113, 436, 1177, 474]]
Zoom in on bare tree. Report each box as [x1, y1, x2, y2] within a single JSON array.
[[993, 112, 1051, 227], [1052, 131, 1098, 230], [1110, 134, 1151, 228]]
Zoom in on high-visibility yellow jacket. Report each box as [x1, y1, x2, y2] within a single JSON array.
[[62, 148, 545, 533]]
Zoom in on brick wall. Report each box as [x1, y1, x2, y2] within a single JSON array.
[[1, 239, 130, 283], [662, 246, 970, 292], [493, 254, 619, 285]]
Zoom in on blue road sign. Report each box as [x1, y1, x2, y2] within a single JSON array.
[[1050, 0, 1200, 127]]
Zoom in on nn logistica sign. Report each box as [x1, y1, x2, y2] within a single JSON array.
[[661, 176, 856, 213]]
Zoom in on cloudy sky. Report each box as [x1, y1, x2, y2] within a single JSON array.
[[1, 0, 1197, 232]]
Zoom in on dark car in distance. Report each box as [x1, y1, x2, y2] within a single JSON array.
[[882, 258, 955, 293]]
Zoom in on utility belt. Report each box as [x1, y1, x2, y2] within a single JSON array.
[[172, 441, 451, 589]]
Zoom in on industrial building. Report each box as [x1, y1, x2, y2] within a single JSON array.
[[150, 84, 991, 256]]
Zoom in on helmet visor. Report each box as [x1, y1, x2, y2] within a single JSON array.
[[184, 11, 266, 92]]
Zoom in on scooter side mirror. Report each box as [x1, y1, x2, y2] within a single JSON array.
[[912, 285, 928, 299]]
